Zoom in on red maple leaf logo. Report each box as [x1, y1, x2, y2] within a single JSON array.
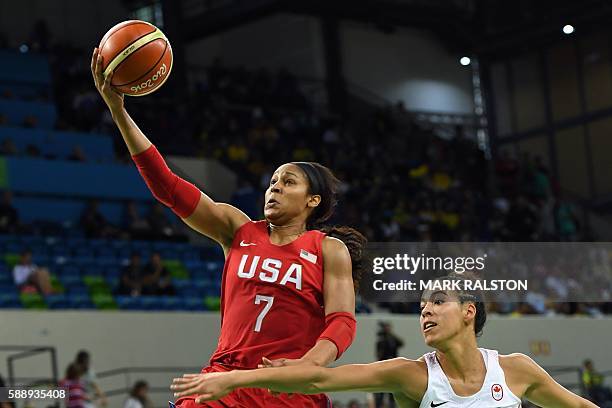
[[493, 385, 501, 392]]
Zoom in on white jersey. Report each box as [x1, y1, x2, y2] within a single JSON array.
[[419, 348, 522, 408]]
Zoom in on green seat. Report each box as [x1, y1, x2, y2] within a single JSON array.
[[20, 293, 47, 309], [164, 260, 189, 279], [84, 276, 112, 296], [92, 293, 117, 310], [50, 275, 64, 293], [3, 253, 19, 268], [204, 296, 221, 311]]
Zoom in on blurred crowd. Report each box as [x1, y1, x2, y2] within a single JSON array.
[[0, 191, 186, 242], [2, 22, 609, 319], [57, 349, 153, 408]]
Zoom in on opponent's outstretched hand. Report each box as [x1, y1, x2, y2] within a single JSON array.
[[171, 373, 234, 404], [91, 47, 124, 112]]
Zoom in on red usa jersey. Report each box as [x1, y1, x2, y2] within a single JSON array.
[[209, 220, 327, 369]]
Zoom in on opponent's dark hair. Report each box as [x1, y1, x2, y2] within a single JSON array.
[[431, 272, 487, 337], [292, 162, 367, 292]]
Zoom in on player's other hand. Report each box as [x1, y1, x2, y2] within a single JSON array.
[[91, 47, 124, 113], [171, 373, 234, 403]]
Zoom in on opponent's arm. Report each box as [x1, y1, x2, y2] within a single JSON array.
[[91, 48, 249, 249], [503, 354, 598, 408], [172, 358, 426, 404]]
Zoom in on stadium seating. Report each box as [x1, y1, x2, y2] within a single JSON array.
[[0, 50, 51, 99], [0, 50, 51, 87], [0, 126, 115, 162], [0, 99, 56, 128], [0, 233, 224, 312]]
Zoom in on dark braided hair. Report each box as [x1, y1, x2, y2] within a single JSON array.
[[292, 162, 367, 291], [428, 272, 487, 337]]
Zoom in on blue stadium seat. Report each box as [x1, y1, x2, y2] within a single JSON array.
[[72, 256, 95, 268], [0, 98, 57, 128], [0, 127, 114, 162], [60, 274, 83, 286], [156, 296, 181, 311], [182, 251, 201, 262], [50, 246, 70, 258], [178, 287, 200, 298], [0, 50, 51, 85], [0, 293, 22, 308], [66, 293, 94, 309], [97, 256, 118, 267], [115, 295, 141, 310], [6, 157, 151, 199], [64, 283, 88, 295], [205, 261, 224, 276], [96, 247, 116, 258], [6, 242, 24, 253], [0, 283, 18, 294], [139, 296, 161, 310], [45, 294, 69, 309], [181, 297, 206, 311], [85, 265, 105, 277]]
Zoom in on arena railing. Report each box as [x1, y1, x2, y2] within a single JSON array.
[[0, 345, 59, 387], [97, 366, 202, 397]]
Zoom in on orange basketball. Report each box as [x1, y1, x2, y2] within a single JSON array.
[[98, 20, 173, 97]]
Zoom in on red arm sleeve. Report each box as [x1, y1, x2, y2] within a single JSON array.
[[318, 311, 357, 360], [132, 145, 201, 218]]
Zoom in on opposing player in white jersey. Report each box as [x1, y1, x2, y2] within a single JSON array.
[[172, 274, 597, 408]]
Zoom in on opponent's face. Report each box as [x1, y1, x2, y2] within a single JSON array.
[[419, 290, 476, 348], [264, 164, 320, 223]]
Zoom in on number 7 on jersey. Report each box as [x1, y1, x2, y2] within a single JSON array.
[[254, 295, 274, 332]]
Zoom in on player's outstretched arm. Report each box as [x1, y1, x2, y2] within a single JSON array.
[[502, 354, 598, 408], [91, 47, 249, 248], [172, 358, 426, 404]]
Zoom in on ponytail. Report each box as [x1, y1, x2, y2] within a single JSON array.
[[320, 225, 367, 291], [289, 162, 367, 290]]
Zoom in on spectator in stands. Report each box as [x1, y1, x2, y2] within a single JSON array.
[[25, 143, 41, 157], [28, 19, 52, 53], [74, 350, 107, 408], [59, 363, 89, 408], [0, 138, 17, 155], [375, 322, 404, 408], [123, 201, 153, 240], [582, 359, 612, 405], [80, 200, 117, 239], [556, 194, 580, 241], [12, 250, 53, 295], [123, 380, 152, 408], [116, 253, 145, 297], [0, 190, 19, 233], [147, 202, 185, 241], [68, 146, 87, 162], [22, 115, 38, 128], [142, 252, 175, 296]]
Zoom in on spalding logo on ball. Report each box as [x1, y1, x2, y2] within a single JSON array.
[[98, 20, 173, 96]]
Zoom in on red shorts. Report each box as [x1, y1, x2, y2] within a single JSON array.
[[174, 365, 331, 408]]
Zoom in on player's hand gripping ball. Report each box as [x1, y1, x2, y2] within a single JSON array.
[[97, 20, 173, 96]]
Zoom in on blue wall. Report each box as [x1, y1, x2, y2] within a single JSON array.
[[4, 157, 151, 199]]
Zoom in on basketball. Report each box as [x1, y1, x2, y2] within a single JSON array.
[[98, 20, 172, 96]]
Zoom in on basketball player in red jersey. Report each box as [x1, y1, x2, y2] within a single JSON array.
[[92, 48, 366, 408]]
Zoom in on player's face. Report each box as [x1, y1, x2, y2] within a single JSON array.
[[264, 164, 316, 224], [419, 290, 468, 348]]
